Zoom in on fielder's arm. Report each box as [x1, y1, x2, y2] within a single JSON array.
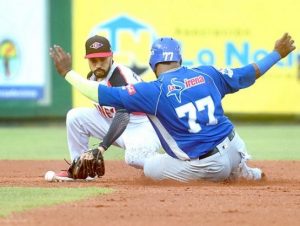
[[99, 109, 130, 152], [50, 45, 99, 102]]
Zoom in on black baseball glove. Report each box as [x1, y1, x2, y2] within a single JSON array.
[[67, 148, 105, 179]]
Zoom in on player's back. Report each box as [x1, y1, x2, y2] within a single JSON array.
[[152, 66, 233, 158]]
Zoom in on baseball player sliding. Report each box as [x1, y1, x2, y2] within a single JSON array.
[[50, 33, 295, 182], [54, 36, 161, 181]]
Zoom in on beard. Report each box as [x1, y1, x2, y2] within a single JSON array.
[[93, 63, 112, 79], [94, 68, 107, 79]]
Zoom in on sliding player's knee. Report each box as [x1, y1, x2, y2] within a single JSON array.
[[124, 151, 144, 169], [143, 155, 164, 180], [124, 145, 159, 169]]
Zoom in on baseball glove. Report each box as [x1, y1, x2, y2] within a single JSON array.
[[67, 148, 105, 179]]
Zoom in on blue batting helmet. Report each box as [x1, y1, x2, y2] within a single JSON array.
[[149, 37, 182, 71]]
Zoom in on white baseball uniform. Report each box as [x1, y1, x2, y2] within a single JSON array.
[[66, 63, 161, 168]]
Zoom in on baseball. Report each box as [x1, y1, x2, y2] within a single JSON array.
[[44, 171, 56, 182]]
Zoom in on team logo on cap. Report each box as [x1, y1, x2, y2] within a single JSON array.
[[90, 42, 103, 49]]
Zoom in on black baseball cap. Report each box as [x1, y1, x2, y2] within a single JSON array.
[[85, 35, 113, 58]]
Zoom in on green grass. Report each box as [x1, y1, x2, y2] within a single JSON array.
[[236, 124, 300, 160], [0, 125, 123, 160], [0, 187, 112, 218], [0, 124, 299, 160], [0, 124, 299, 218]]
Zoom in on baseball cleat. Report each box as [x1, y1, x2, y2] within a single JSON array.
[[50, 170, 96, 182], [230, 163, 265, 181], [53, 170, 75, 182], [240, 165, 264, 181], [247, 167, 263, 180]]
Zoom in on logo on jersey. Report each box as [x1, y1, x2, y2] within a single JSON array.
[[218, 68, 233, 78], [94, 103, 116, 118], [125, 84, 136, 95], [90, 42, 103, 49], [167, 75, 205, 103]]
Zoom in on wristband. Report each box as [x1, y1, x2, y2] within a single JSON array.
[[256, 51, 281, 75], [99, 142, 108, 151]]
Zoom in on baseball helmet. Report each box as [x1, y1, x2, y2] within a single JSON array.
[[149, 37, 182, 71]]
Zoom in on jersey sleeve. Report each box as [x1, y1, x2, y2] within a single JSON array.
[[198, 65, 256, 97], [98, 82, 158, 115]]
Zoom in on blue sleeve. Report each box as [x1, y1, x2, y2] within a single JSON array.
[[198, 65, 256, 97], [98, 85, 125, 109], [98, 82, 159, 114]]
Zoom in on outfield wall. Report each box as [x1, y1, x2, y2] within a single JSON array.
[[0, 0, 299, 120], [72, 0, 300, 115]]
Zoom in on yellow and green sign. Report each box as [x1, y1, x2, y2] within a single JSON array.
[[72, 0, 300, 114]]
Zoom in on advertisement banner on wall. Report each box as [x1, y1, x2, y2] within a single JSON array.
[[0, 0, 49, 102], [72, 0, 300, 114]]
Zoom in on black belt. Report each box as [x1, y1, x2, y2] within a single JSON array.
[[198, 130, 235, 160]]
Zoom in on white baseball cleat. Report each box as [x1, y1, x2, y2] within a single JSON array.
[[242, 167, 263, 180], [53, 170, 75, 182], [50, 170, 96, 182], [230, 163, 265, 181], [85, 176, 97, 181]]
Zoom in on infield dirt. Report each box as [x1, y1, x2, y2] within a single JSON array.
[[0, 160, 299, 226]]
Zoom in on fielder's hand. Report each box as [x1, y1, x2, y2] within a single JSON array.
[[50, 45, 72, 77], [67, 148, 105, 179], [274, 33, 296, 58]]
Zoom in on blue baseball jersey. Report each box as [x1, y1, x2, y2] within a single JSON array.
[[98, 65, 256, 160]]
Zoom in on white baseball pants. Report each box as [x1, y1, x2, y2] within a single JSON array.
[[144, 131, 262, 182], [66, 107, 161, 168]]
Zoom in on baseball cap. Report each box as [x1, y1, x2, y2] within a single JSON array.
[[84, 35, 113, 58]]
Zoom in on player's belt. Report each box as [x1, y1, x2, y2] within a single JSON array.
[[198, 130, 235, 160]]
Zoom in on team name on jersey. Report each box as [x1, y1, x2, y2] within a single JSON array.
[[167, 75, 205, 103]]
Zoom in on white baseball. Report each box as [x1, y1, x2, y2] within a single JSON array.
[[44, 171, 56, 182]]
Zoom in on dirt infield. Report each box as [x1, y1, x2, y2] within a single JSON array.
[[0, 160, 299, 226]]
